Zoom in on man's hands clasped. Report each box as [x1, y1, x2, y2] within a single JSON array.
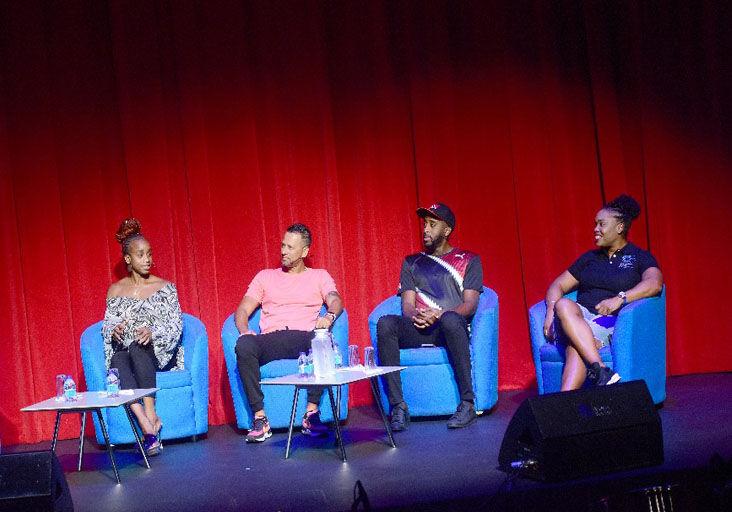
[[412, 307, 442, 329]]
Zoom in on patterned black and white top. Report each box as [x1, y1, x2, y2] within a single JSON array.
[[102, 282, 184, 371]]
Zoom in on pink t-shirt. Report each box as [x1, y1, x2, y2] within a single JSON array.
[[245, 268, 338, 334]]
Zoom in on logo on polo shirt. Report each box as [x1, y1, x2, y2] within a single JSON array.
[[618, 254, 636, 269]]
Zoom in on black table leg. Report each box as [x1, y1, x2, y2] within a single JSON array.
[[370, 377, 396, 448], [124, 404, 150, 469], [327, 387, 347, 462], [336, 385, 342, 421], [51, 411, 62, 451], [285, 386, 300, 459], [77, 412, 86, 471], [95, 409, 121, 484]]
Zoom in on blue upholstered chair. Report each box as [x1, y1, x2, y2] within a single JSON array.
[[80, 313, 209, 445], [528, 287, 666, 404], [221, 308, 349, 430], [367, 286, 499, 416]]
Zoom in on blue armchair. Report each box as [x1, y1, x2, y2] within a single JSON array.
[[221, 308, 349, 430], [367, 286, 499, 416], [80, 313, 209, 445], [528, 287, 666, 404]]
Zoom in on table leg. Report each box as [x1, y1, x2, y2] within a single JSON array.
[[336, 385, 342, 422], [95, 409, 121, 484], [285, 386, 300, 459], [51, 411, 62, 451], [327, 387, 347, 462], [77, 412, 86, 471], [124, 404, 150, 469], [370, 377, 396, 448]]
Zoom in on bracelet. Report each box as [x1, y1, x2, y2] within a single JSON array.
[[324, 312, 336, 323]]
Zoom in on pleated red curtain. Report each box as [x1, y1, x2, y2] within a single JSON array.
[[1, 0, 730, 445]]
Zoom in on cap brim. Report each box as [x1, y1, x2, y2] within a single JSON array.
[[416, 207, 444, 221]]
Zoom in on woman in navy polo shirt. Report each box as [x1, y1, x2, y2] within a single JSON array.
[[542, 194, 664, 390]]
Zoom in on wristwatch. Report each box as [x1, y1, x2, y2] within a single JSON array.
[[617, 291, 627, 305], [324, 312, 337, 323]]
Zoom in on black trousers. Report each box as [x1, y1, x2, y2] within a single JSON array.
[[110, 343, 160, 390], [376, 311, 475, 407], [235, 329, 324, 413]]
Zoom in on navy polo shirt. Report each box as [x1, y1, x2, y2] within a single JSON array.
[[568, 242, 659, 312]]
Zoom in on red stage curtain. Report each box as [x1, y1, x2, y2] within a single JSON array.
[[1, 1, 730, 445]]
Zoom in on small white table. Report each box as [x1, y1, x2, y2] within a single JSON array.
[[21, 388, 158, 484], [261, 366, 405, 462]]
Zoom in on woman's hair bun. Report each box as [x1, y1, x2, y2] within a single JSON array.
[[606, 194, 640, 221], [115, 218, 142, 244]]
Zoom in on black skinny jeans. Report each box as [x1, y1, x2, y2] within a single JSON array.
[[110, 343, 160, 390], [235, 329, 325, 413], [376, 311, 475, 407]]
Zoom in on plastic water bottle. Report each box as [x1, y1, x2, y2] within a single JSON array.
[[306, 350, 314, 375], [298, 352, 307, 378], [106, 368, 120, 397], [63, 376, 77, 401]]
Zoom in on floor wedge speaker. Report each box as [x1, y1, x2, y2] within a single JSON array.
[[499, 380, 663, 481], [0, 451, 73, 511]]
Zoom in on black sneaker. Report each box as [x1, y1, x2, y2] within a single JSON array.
[[587, 362, 621, 386], [301, 410, 329, 437], [447, 401, 477, 429], [389, 402, 410, 432]]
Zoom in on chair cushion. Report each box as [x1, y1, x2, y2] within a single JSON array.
[[540, 343, 613, 363], [156, 369, 192, 389], [399, 347, 451, 366], [261, 359, 299, 378]]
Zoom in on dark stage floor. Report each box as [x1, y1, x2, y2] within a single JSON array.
[[9, 373, 732, 511]]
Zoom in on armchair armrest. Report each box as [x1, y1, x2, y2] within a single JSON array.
[[368, 295, 402, 344], [610, 287, 666, 402]]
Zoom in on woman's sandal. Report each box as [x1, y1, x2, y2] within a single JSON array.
[[143, 433, 162, 456]]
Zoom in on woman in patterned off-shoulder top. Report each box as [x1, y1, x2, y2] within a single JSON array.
[[102, 218, 184, 456]]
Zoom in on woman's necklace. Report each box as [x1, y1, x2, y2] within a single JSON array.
[[130, 279, 145, 298]]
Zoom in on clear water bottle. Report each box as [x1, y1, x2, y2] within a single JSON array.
[[306, 350, 314, 375], [298, 352, 307, 378], [106, 368, 120, 397], [63, 376, 77, 401]]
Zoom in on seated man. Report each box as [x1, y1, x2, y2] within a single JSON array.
[[376, 203, 483, 431], [235, 223, 343, 443]]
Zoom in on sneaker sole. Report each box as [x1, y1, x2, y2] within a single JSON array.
[[301, 428, 328, 437], [245, 430, 272, 443]]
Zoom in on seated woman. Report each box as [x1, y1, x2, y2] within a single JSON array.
[[102, 218, 184, 455], [543, 194, 663, 390]]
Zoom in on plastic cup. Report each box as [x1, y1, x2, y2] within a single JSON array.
[[364, 347, 376, 369], [55, 374, 66, 401], [348, 345, 360, 367]]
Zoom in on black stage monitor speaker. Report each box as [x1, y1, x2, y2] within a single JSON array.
[[0, 451, 74, 512], [498, 380, 663, 481]]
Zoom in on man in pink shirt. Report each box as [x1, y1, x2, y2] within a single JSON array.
[[234, 224, 344, 443]]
